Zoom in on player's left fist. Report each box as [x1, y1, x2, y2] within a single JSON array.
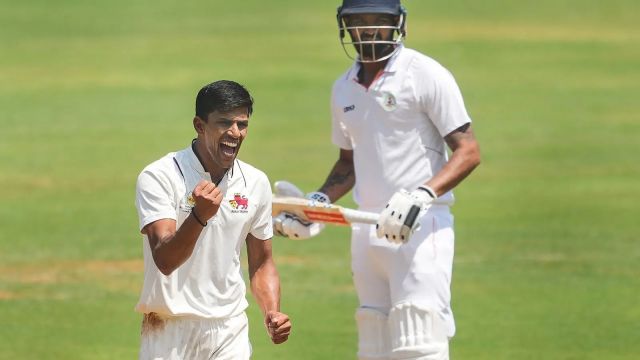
[[264, 311, 292, 344], [376, 186, 437, 244]]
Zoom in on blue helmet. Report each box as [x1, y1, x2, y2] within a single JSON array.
[[338, 0, 404, 16], [336, 0, 407, 63]]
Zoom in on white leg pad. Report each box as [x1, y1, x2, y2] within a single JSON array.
[[388, 303, 449, 360], [355, 307, 391, 360]]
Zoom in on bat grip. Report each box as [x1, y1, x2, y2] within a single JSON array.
[[341, 208, 380, 225]]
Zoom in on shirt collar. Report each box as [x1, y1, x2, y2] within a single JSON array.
[[185, 139, 235, 183], [384, 44, 405, 73], [185, 139, 207, 175]]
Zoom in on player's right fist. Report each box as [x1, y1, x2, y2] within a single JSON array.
[[192, 180, 223, 221], [272, 180, 329, 240], [265, 310, 292, 344]]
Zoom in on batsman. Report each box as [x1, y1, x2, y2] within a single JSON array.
[[273, 0, 481, 359]]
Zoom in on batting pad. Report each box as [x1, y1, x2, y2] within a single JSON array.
[[388, 302, 449, 360]]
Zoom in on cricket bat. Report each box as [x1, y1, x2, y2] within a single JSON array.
[[272, 196, 379, 226]]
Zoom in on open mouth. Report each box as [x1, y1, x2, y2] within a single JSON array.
[[220, 140, 238, 158]]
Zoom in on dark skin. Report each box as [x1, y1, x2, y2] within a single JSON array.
[[320, 125, 480, 202], [141, 107, 291, 344], [345, 13, 398, 87], [319, 149, 355, 201], [247, 234, 291, 344], [320, 14, 481, 200], [193, 107, 249, 183]]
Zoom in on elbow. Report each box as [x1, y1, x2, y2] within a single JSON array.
[[156, 262, 175, 276], [152, 255, 177, 276], [158, 266, 175, 276], [467, 142, 481, 171], [472, 148, 481, 169]]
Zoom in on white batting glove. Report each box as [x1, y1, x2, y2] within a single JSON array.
[[273, 181, 330, 240], [376, 185, 437, 244]]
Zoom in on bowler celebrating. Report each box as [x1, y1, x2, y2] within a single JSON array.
[[135, 80, 291, 359]]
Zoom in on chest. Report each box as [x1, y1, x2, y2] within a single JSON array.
[[174, 172, 256, 233], [335, 77, 427, 137]]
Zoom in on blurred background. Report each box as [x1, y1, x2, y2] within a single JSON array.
[[0, 0, 638, 358]]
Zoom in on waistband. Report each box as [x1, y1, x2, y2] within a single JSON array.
[[141, 312, 247, 335], [142, 311, 246, 323]]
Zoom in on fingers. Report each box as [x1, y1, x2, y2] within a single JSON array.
[[376, 208, 403, 243], [212, 188, 223, 203], [376, 190, 422, 244], [266, 312, 288, 328], [272, 213, 289, 236], [192, 180, 223, 220], [201, 181, 216, 195], [273, 213, 301, 238], [273, 213, 323, 240], [265, 311, 292, 344], [194, 180, 219, 198], [193, 179, 209, 194]]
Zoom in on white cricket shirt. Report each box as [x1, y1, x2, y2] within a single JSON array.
[[134, 144, 273, 319], [331, 46, 472, 209]]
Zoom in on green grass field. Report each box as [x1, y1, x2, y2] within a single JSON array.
[[1, 0, 639, 358]]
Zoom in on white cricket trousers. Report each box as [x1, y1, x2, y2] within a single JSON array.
[[139, 312, 251, 360], [352, 205, 455, 359]]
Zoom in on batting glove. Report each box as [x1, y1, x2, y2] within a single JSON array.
[[376, 185, 437, 244], [273, 181, 330, 240]]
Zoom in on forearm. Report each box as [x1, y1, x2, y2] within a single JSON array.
[[427, 143, 481, 196], [250, 259, 281, 315], [150, 214, 204, 275], [318, 151, 355, 202], [249, 243, 291, 345]]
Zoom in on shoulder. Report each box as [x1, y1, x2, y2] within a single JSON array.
[[334, 65, 354, 84], [402, 48, 446, 70], [137, 152, 179, 186], [400, 48, 451, 79], [403, 48, 460, 89], [139, 151, 177, 175], [332, 64, 356, 90]]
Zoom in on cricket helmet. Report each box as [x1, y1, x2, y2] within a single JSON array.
[[337, 0, 407, 63]]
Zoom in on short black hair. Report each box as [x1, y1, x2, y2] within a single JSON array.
[[195, 80, 254, 120]]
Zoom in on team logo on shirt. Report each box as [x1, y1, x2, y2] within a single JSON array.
[[381, 92, 397, 111], [179, 192, 196, 213], [187, 194, 196, 207], [229, 193, 249, 213]]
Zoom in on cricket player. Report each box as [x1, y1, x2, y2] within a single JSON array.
[[273, 1, 480, 359], [135, 80, 291, 360]]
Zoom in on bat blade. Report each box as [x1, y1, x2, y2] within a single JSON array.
[[272, 196, 379, 226]]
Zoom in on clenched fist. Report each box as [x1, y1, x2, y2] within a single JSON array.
[[265, 311, 292, 344], [191, 180, 223, 222]]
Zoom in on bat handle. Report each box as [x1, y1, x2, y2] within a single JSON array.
[[342, 209, 380, 225]]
